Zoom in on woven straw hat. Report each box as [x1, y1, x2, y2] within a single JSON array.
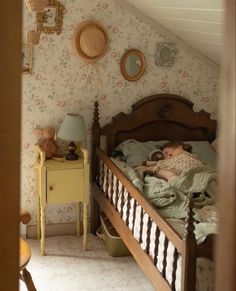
[[73, 20, 109, 63]]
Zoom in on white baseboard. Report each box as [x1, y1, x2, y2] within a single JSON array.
[[27, 221, 89, 239]]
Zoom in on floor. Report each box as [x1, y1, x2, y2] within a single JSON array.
[[20, 234, 154, 291]]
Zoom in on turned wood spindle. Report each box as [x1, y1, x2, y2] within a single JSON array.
[[120, 185, 125, 219], [171, 247, 178, 291], [131, 200, 137, 235], [109, 173, 114, 204], [105, 167, 110, 199], [153, 225, 160, 266], [92, 101, 100, 180], [162, 236, 169, 278], [145, 217, 152, 254], [115, 179, 119, 210], [100, 161, 105, 189], [125, 193, 131, 226], [139, 208, 144, 244]]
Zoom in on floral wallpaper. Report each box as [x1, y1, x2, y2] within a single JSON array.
[[22, 0, 219, 226]]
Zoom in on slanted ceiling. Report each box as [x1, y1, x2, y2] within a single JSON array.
[[125, 0, 224, 65]]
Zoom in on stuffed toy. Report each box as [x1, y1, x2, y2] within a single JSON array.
[[142, 149, 164, 166], [33, 127, 61, 159], [149, 149, 164, 162]]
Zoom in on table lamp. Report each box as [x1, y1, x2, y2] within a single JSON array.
[[57, 113, 86, 160]]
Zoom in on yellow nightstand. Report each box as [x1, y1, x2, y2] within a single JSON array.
[[35, 144, 89, 255]]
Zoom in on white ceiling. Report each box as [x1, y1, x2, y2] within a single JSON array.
[[125, 0, 225, 65]]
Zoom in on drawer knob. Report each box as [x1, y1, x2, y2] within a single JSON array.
[[49, 186, 54, 191]]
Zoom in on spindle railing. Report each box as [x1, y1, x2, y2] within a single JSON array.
[[96, 148, 197, 290]]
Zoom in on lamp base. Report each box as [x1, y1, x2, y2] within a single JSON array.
[[66, 141, 78, 160], [66, 152, 78, 160]]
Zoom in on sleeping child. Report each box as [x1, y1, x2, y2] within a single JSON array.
[[135, 141, 203, 182]]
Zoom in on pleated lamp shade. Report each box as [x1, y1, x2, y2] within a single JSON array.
[[25, 0, 48, 12], [27, 30, 40, 45]]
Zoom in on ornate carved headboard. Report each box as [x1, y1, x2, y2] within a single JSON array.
[[92, 94, 216, 155]]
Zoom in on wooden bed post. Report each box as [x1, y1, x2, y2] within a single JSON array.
[[91, 101, 101, 234], [181, 196, 197, 291]]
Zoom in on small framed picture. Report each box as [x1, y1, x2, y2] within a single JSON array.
[[155, 42, 178, 67], [22, 44, 32, 74], [36, 0, 65, 35]]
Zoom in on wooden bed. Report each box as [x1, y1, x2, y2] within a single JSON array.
[[91, 93, 217, 291]]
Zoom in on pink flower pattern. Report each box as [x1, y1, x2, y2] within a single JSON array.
[[22, 0, 219, 225]]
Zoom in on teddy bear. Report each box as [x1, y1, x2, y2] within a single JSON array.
[[33, 127, 61, 159]]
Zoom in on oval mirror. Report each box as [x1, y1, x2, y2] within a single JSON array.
[[120, 49, 146, 82]]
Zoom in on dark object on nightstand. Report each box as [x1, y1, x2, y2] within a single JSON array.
[[57, 113, 86, 161], [66, 141, 79, 160]]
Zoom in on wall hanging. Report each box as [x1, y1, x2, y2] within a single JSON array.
[[22, 44, 33, 74], [36, 0, 65, 34], [27, 30, 40, 45], [73, 19, 109, 88], [25, 0, 48, 12], [155, 42, 177, 67], [120, 49, 146, 82], [73, 19, 109, 63]]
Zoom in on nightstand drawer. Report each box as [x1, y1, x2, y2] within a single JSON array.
[[47, 169, 83, 204]]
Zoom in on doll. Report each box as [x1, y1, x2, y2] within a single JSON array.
[[142, 149, 164, 166], [136, 149, 164, 178]]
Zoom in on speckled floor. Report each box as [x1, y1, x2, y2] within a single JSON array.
[[20, 234, 154, 291]]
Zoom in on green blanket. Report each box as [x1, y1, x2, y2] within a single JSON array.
[[111, 158, 217, 219], [168, 219, 218, 243]]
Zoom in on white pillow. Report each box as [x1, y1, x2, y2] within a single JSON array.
[[187, 141, 217, 167], [115, 139, 217, 168], [115, 139, 167, 167]]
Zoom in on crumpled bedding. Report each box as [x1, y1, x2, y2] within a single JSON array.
[[110, 158, 218, 245], [111, 158, 217, 219]]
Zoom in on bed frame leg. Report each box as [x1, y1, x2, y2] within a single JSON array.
[[91, 197, 100, 234], [181, 196, 197, 291]]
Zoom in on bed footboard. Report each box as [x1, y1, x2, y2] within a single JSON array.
[[93, 147, 198, 291]]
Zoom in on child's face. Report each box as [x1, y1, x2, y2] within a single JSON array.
[[163, 147, 174, 159]]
